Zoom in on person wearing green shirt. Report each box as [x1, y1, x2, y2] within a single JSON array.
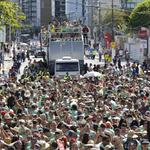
[[92, 50, 97, 60]]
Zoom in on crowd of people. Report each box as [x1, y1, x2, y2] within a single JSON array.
[[7, 47, 27, 81], [0, 55, 149, 150], [49, 21, 89, 42]]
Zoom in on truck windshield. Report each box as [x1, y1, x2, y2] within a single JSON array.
[[56, 62, 79, 72]]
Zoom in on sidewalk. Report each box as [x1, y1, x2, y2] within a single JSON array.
[[1, 54, 13, 75], [1, 43, 29, 79], [2, 54, 29, 79], [1, 44, 15, 74]]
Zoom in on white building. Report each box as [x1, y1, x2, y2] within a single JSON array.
[[121, 0, 143, 9], [124, 37, 148, 63], [66, 0, 86, 23], [18, 0, 51, 28]]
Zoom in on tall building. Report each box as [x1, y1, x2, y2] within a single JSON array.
[[52, 0, 66, 22], [41, 0, 52, 26], [85, 0, 97, 26], [66, 0, 86, 23], [19, 0, 51, 31], [121, 0, 142, 9]]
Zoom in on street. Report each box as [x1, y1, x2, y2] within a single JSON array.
[[2, 50, 129, 80], [1, 0, 150, 149]]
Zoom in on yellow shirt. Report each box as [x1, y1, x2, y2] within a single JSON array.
[[50, 25, 55, 33]]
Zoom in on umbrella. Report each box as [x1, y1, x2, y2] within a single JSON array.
[[84, 71, 103, 78]]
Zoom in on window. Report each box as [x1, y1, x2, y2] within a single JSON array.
[[55, 1, 60, 6], [56, 62, 79, 72]]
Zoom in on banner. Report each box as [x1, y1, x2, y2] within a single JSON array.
[[104, 32, 111, 49]]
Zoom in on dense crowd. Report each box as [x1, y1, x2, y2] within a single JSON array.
[[8, 46, 30, 81], [49, 21, 89, 43], [0, 59, 149, 150]]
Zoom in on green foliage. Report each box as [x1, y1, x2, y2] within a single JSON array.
[[0, 1, 26, 29], [129, 0, 150, 29], [102, 9, 128, 33]]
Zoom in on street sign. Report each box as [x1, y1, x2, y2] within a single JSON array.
[[138, 27, 149, 39], [140, 39, 147, 49], [111, 42, 116, 48]]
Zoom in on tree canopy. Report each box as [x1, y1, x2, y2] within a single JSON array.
[[0, 1, 25, 29], [129, 0, 150, 30], [102, 9, 128, 34]]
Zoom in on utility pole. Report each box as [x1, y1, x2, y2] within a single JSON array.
[[75, 0, 78, 21], [99, 1, 101, 42], [111, 0, 114, 41], [91, 0, 94, 39], [125, 0, 128, 9], [82, 0, 85, 24]]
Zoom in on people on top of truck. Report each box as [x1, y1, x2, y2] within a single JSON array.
[[49, 21, 81, 34]]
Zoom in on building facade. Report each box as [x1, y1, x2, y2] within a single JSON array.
[[85, 0, 121, 26], [53, 0, 66, 22], [66, 0, 86, 23], [100, 0, 121, 8], [19, 0, 51, 30], [41, 0, 52, 26], [121, 0, 142, 9]]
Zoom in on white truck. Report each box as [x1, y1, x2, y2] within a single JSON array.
[[47, 27, 84, 76], [55, 57, 80, 76]]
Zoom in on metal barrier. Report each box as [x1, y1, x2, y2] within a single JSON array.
[[50, 27, 82, 33]]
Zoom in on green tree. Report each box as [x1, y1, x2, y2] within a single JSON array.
[[0, 1, 25, 29], [102, 9, 128, 34], [129, 0, 150, 30]]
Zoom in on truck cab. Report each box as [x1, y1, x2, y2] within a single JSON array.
[[55, 57, 80, 77]]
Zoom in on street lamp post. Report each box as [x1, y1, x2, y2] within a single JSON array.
[[91, 1, 94, 39], [111, 0, 114, 41]]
